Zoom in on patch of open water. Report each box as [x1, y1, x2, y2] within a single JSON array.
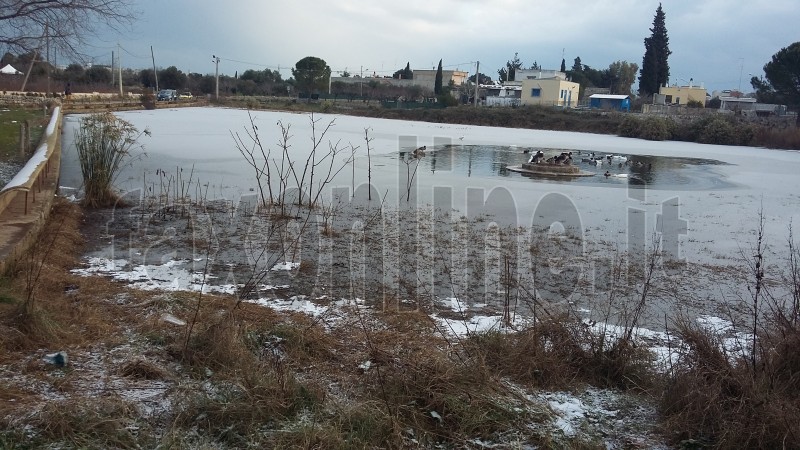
[[404, 144, 734, 191]]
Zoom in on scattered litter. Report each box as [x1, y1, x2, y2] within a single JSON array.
[[430, 410, 443, 423], [42, 351, 68, 367], [161, 313, 186, 326]]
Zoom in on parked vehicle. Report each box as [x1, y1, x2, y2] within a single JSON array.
[[179, 91, 193, 99], [157, 89, 177, 101]]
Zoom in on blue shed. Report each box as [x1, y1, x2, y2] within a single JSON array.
[[589, 94, 631, 111]]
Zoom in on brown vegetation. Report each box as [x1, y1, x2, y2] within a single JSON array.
[[3, 152, 800, 448], [1, 199, 664, 448]]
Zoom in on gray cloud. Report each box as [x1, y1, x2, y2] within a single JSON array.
[[88, 0, 798, 94]]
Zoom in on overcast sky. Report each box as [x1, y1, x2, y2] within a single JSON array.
[[84, 0, 798, 94]]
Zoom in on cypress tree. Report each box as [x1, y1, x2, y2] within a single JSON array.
[[434, 59, 443, 94], [638, 3, 671, 97]]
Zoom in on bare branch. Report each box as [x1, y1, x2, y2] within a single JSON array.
[[0, 0, 138, 60]]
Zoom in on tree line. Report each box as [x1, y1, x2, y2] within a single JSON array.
[[1, 0, 797, 115], [0, 51, 291, 97]]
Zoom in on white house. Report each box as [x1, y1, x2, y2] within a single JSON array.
[[0, 64, 23, 75]]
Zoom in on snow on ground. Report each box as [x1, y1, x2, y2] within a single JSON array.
[[246, 295, 364, 318], [536, 387, 669, 449], [436, 314, 507, 336], [0, 161, 23, 188], [71, 254, 751, 372], [71, 256, 237, 295], [271, 261, 300, 271]]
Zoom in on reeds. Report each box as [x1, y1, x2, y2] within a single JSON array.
[[74, 112, 148, 208]]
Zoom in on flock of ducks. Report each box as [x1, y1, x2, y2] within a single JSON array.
[[408, 147, 654, 179], [525, 150, 575, 165], [523, 149, 653, 177]]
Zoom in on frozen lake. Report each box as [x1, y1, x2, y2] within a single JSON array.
[[60, 107, 800, 324], [60, 107, 800, 260]]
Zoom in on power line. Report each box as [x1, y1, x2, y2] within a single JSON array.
[[118, 44, 148, 60], [218, 56, 283, 70]]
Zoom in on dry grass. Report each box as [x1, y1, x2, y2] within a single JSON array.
[[754, 125, 800, 150], [118, 358, 173, 380], [27, 396, 146, 449], [468, 316, 658, 391], [0, 197, 670, 448], [0, 198, 86, 349], [660, 318, 800, 449]]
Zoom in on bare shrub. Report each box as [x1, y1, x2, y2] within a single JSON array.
[[617, 115, 641, 138], [660, 320, 800, 449], [698, 117, 738, 145], [638, 116, 673, 141], [753, 125, 800, 150], [661, 216, 800, 448]]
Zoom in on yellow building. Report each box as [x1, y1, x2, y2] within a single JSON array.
[[658, 84, 707, 106], [520, 78, 580, 107], [412, 70, 469, 92]]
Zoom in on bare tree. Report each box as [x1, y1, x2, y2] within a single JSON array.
[[0, 0, 137, 58]]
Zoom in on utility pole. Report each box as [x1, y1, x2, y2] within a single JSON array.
[[360, 65, 363, 98], [212, 55, 220, 100], [118, 44, 123, 97], [45, 21, 50, 96], [474, 61, 479, 107], [151, 46, 159, 93]]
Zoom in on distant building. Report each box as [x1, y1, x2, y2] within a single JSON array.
[[330, 76, 415, 88], [589, 94, 631, 111], [515, 69, 567, 81], [718, 96, 756, 112], [584, 87, 611, 99], [520, 77, 580, 107], [711, 89, 746, 99], [482, 84, 521, 107], [0, 64, 23, 75], [412, 69, 469, 92], [658, 83, 707, 106]]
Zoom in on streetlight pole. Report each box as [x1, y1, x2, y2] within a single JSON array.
[[212, 55, 220, 100], [474, 60, 480, 107], [738, 58, 744, 93]]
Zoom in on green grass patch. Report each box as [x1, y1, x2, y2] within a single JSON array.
[[0, 108, 48, 162]]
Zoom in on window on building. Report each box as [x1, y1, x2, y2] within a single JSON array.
[[531, 88, 541, 97]]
